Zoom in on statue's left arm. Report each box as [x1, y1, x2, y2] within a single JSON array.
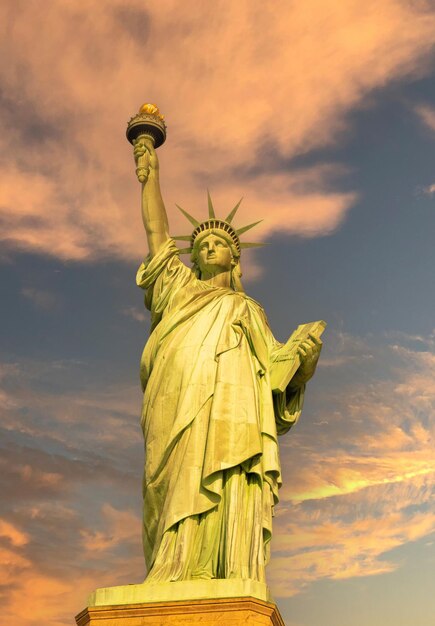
[[270, 333, 322, 436], [288, 334, 322, 390]]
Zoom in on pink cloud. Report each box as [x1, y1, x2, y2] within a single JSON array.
[[1, 1, 435, 260]]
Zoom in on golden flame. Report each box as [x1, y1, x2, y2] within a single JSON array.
[[138, 103, 165, 121]]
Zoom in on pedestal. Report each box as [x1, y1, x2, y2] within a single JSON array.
[[87, 578, 271, 606], [75, 596, 285, 625], [76, 580, 285, 625]]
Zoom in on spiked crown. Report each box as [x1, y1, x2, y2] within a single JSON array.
[[173, 191, 264, 255]]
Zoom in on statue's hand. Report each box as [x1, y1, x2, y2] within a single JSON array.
[[291, 334, 322, 388], [133, 137, 159, 183]]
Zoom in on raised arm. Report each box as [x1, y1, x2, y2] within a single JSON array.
[[133, 137, 170, 257]]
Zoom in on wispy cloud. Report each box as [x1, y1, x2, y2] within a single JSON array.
[[415, 103, 435, 133], [422, 183, 435, 195], [270, 486, 435, 597], [269, 331, 435, 597], [0, 358, 142, 455], [80, 504, 141, 554], [0, 519, 29, 547], [21, 287, 62, 312], [121, 306, 147, 323], [414, 103, 435, 195], [1, 329, 434, 613]]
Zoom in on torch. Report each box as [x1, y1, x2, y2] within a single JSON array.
[[126, 103, 167, 183]]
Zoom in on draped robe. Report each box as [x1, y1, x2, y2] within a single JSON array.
[[136, 239, 305, 582]]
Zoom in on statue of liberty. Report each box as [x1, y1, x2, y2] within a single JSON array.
[[128, 105, 324, 585]]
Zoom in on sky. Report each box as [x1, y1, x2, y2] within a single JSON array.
[[1, 1, 434, 625]]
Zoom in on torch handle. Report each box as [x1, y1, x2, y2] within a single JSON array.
[[135, 133, 155, 184]]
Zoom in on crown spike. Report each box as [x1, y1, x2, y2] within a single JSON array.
[[240, 242, 267, 249], [172, 235, 192, 241], [207, 190, 216, 218], [225, 197, 243, 224], [236, 220, 263, 236], [176, 205, 200, 227]]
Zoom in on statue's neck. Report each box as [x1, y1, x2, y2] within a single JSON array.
[[200, 269, 232, 289]]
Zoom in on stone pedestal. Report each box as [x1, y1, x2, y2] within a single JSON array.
[[87, 579, 271, 606], [75, 596, 285, 625]]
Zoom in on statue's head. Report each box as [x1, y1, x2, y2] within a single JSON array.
[[174, 193, 263, 292], [191, 228, 243, 291]]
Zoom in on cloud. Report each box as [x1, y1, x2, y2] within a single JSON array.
[[21, 286, 62, 311], [270, 493, 435, 597], [0, 355, 145, 623], [0, 519, 29, 547], [0, 509, 144, 626], [415, 103, 435, 133], [0, 557, 104, 626], [414, 104, 435, 197], [0, 370, 145, 624], [1, 1, 435, 260], [0, 357, 142, 458], [270, 466, 434, 597], [0, 166, 91, 261], [268, 331, 435, 597], [1, 328, 434, 617], [422, 183, 435, 195], [121, 305, 147, 322], [0, 514, 73, 624], [0, 499, 144, 624], [80, 504, 141, 554]]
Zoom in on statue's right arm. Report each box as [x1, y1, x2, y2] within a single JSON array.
[[133, 138, 170, 257]]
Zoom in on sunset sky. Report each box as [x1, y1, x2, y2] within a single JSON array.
[[1, 2, 435, 625]]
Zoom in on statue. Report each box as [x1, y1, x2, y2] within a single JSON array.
[[127, 104, 324, 585]]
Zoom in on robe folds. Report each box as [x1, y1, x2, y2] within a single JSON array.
[[136, 239, 304, 581]]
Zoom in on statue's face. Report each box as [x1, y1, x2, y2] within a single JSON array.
[[197, 233, 233, 275]]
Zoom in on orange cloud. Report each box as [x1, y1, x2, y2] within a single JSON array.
[[266, 331, 435, 597], [2, 568, 106, 626], [0, 508, 143, 625], [0, 519, 29, 547], [80, 504, 141, 554], [280, 336, 435, 499], [269, 474, 435, 597], [1, 1, 435, 260], [0, 518, 84, 625], [286, 456, 434, 504]]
